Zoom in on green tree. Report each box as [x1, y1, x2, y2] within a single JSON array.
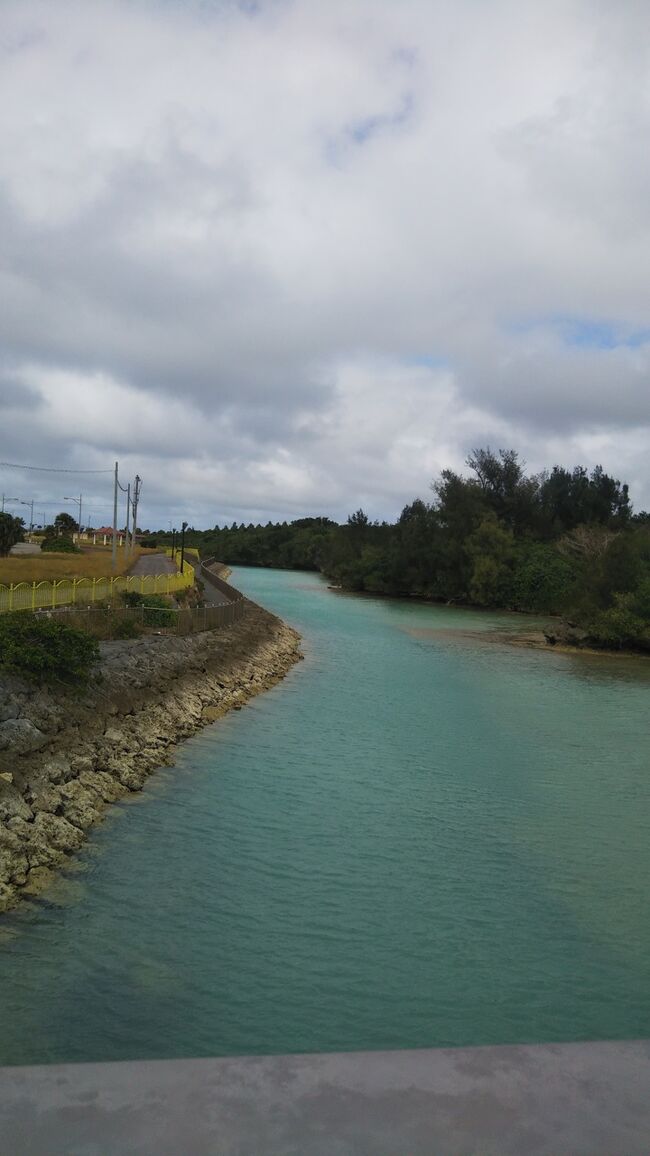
[[54, 511, 78, 535], [466, 448, 540, 533], [466, 515, 516, 606], [0, 513, 25, 557], [511, 542, 575, 613]]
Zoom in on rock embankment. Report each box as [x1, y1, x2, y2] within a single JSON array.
[[0, 601, 301, 912]]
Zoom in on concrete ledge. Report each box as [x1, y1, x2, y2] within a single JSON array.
[[2, 1040, 650, 1155]]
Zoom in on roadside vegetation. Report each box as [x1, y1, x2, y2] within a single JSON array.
[[41, 535, 81, 554], [0, 613, 100, 683], [0, 512, 25, 557], [0, 545, 146, 585], [121, 591, 176, 626], [163, 449, 650, 653]]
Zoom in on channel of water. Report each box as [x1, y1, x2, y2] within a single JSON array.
[[0, 566, 648, 1065]]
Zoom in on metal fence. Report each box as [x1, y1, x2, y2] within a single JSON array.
[[27, 599, 246, 638], [0, 559, 195, 613]]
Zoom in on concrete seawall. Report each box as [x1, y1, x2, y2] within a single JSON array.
[[0, 599, 302, 912]]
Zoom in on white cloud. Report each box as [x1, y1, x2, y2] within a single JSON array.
[[0, 0, 649, 525]]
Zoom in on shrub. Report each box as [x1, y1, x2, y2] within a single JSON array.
[[41, 535, 81, 554], [0, 613, 100, 682], [585, 583, 650, 651], [110, 617, 144, 640], [122, 591, 146, 608], [511, 543, 576, 613], [120, 592, 176, 626]]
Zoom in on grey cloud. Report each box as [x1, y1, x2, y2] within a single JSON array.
[[1, 0, 649, 525]]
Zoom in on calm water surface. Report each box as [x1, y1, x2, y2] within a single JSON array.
[[1, 567, 649, 1065]]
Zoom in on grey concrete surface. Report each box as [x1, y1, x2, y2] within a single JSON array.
[[129, 552, 177, 576], [9, 542, 41, 555], [1, 1040, 650, 1155], [199, 562, 232, 607]]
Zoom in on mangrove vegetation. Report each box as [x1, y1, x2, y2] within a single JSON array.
[[169, 450, 650, 652]]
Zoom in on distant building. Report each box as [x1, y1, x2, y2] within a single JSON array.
[[88, 527, 124, 546]]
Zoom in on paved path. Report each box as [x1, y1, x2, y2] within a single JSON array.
[[198, 562, 231, 607], [129, 553, 177, 576], [130, 552, 231, 606], [9, 543, 41, 555]]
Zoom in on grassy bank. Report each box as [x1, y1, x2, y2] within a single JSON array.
[[0, 546, 148, 585]]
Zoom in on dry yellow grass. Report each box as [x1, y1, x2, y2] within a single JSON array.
[[0, 545, 149, 585]]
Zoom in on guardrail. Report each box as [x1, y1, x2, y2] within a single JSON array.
[[3, 1041, 649, 1155], [0, 557, 195, 613]]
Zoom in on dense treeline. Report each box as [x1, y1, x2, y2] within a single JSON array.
[[185, 516, 338, 572], [162, 450, 650, 651]]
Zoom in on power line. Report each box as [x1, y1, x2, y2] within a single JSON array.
[[0, 461, 112, 474], [3, 499, 115, 507]]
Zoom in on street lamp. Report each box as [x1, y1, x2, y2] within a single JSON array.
[[180, 521, 188, 572], [64, 494, 83, 538], [17, 499, 34, 534], [1, 496, 19, 512]]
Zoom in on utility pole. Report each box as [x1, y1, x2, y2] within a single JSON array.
[[171, 528, 176, 560], [112, 461, 119, 571], [131, 475, 141, 556], [124, 482, 131, 560]]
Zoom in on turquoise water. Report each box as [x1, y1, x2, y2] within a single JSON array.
[[1, 567, 649, 1065]]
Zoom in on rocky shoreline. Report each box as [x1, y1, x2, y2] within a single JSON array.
[[0, 600, 302, 913], [501, 628, 650, 660]]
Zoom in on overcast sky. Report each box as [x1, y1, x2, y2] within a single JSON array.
[[1, 0, 649, 530]]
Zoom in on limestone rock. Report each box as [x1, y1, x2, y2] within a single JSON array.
[[29, 785, 63, 815], [59, 780, 102, 829], [27, 813, 84, 870], [202, 704, 226, 723], [43, 754, 73, 784], [544, 622, 590, 648], [79, 769, 126, 804], [70, 755, 96, 775], [6, 816, 34, 839], [22, 866, 58, 898], [0, 827, 29, 885], [104, 726, 127, 746], [0, 881, 17, 913], [0, 719, 47, 755], [0, 781, 33, 822], [116, 764, 147, 791], [24, 696, 63, 734], [0, 698, 20, 723]]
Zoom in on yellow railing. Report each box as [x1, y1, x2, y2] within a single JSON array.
[[0, 558, 195, 613], [164, 546, 200, 565]]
